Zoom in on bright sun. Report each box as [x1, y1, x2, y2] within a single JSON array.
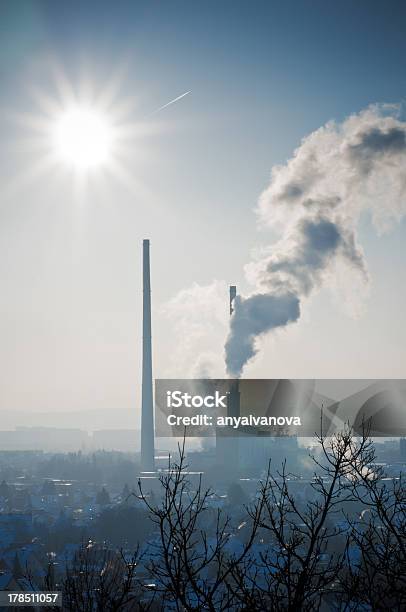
[[53, 107, 113, 170], [10, 65, 167, 195]]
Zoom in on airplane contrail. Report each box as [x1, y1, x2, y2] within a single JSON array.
[[150, 91, 191, 115]]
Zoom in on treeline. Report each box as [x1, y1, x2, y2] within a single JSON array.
[[35, 451, 140, 487], [33, 426, 406, 611]]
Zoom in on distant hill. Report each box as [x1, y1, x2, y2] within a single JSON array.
[[0, 408, 139, 432]]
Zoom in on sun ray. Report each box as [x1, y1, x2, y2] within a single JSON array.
[[2, 63, 186, 207]]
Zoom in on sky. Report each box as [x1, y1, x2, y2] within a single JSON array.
[[1, 1, 406, 426]]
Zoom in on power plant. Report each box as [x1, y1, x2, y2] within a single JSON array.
[[141, 239, 155, 472], [138, 249, 301, 479]]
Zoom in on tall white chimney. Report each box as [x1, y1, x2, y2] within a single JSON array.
[[141, 239, 155, 471]]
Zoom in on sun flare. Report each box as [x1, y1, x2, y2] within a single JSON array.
[[53, 107, 113, 170], [7, 62, 169, 199]]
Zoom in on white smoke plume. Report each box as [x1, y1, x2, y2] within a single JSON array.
[[162, 280, 228, 378], [225, 105, 406, 377]]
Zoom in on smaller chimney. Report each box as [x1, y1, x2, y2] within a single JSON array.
[[228, 285, 240, 416], [229, 285, 237, 316]]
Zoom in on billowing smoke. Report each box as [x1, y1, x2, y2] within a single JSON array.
[[225, 105, 406, 377], [162, 280, 228, 378]]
